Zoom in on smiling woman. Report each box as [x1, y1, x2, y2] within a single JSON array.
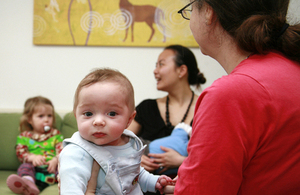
[[126, 44, 206, 195]]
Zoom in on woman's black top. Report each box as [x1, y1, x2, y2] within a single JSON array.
[[135, 99, 174, 141]]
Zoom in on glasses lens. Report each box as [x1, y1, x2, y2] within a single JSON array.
[[182, 10, 191, 20]]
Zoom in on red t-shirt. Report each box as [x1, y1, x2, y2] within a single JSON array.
[[175, 52, 300, 194]]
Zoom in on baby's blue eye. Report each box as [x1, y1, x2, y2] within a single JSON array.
[[108, 112, 117, 117], [84, 112, 93, 117]]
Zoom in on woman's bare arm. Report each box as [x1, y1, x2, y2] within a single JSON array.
[[57, 160, 100, 195], [85, 160, 100, 195]]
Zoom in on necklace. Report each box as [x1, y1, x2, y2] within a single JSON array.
[[165, 91, 194, 129]]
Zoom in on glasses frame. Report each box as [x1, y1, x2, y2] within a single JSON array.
[[177, 0, 197, 20]]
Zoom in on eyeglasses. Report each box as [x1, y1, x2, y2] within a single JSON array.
[[178, 0, 196, 20]]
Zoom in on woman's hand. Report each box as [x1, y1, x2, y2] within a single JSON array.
[[57, 160, 61, 194], [148, 146, 186, 173], [141, 154, 160, 172], [47, 156, 58, 173]]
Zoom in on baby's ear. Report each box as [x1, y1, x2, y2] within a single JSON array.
[[126, 111, 136, 128], [73, 110, 77, 118]]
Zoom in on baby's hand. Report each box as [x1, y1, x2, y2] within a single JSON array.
[[155, 175, 175, 194], [29, 154, 46, 166], [47, 157, 58, 173]]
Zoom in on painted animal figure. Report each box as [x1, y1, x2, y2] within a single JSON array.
[[119, 0, 166, 42]]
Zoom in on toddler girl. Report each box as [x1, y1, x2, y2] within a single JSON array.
[[6, 96, 64, 195]]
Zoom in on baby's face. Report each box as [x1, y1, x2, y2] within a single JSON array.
[[29, 104, 54, 134], [75, 82, 135, 146]]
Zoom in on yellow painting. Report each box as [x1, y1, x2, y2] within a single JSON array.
[[33, 0, 198, 47]]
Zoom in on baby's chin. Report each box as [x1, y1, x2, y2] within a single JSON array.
[[84, 137, 104, 146], [85, 136, 110, 146]]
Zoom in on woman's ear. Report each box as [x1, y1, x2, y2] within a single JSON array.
[[178, 64, 188, 78], [204, 3, 216, 25]]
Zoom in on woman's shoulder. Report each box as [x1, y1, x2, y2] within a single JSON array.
[[200, 70, 270, 106], [135, 98, 164, 125], [136, 98, 158, 108], [205, 75, 258, 95], [137, 97, 168, 113]]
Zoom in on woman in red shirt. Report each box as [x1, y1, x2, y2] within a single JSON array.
[[165, 0, 300, 194]]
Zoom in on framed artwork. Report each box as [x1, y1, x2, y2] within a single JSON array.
[[33, 0, 198, 47]]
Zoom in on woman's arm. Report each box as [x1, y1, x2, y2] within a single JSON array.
[[128, 120, 161, 172], [129, 120, 186, 172], [85, 160, 100, 195], [148, 147, 186, 172], [128, 120, 164, 172], [140, 154, 160, 172]]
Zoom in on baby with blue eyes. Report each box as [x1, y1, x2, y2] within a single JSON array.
[[59, 68, 173, 195]]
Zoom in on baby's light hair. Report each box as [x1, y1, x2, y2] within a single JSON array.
[[19, 96, 55, 132], [73, 68, 135, 114]]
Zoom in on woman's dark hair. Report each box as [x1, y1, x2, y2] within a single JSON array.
[[165, 45, 206, 88], [195, 0, 300, 62]]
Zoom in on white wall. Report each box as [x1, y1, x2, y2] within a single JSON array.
[[1, 0, 299, 114]]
